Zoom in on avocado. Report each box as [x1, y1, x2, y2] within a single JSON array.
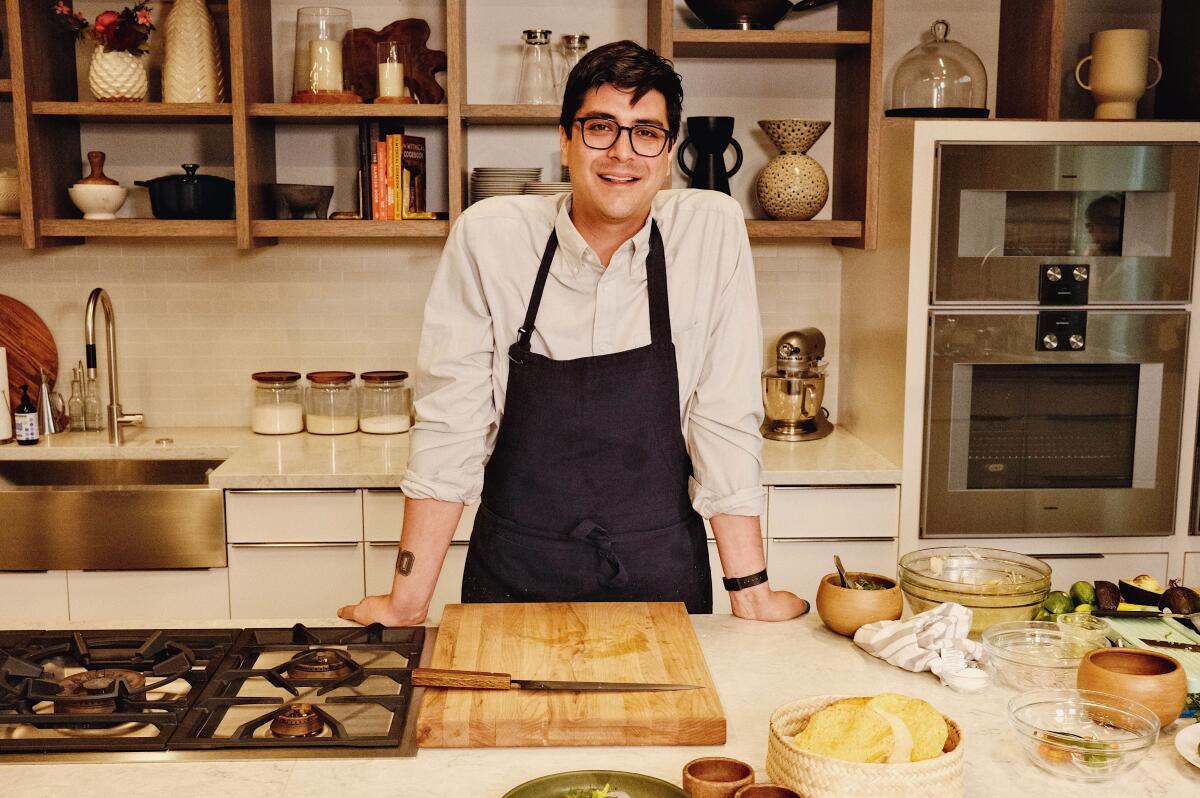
[[1094, 581, 1121, 611], [1161, 585, 1200, 615], [1119, 577, 1165, 606]]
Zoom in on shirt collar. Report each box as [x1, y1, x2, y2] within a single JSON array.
[[553, 193, 656, 277]]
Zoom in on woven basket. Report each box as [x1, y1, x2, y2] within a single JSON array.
[[765, 695, 965, 798]]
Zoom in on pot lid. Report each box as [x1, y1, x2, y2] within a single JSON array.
[[306, 370, 356, 385], [252, 371, 301, 384], [360, 370, 409, 383]]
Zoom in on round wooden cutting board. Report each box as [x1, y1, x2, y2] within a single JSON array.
[[0, 294, 59, 412]]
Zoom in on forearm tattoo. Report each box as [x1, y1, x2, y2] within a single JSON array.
[[395, 548, 415, 576]]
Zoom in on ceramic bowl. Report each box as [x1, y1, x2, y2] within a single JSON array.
[[68, 183, 128, 220], [682, 757, 753, 798], [734, 785, 801, 798], [815, 572, 902, 636], [1076, 648, 1187, 729], [0, 171, 18, 215]]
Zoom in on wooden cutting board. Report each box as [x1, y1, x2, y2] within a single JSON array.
[[416, 602, 725, 748], [0, 294, 58, 413]]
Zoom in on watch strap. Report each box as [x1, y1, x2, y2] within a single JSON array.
[[722, 569, 768, 592]]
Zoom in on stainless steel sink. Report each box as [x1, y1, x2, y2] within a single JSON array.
[[0, 459, 227, 571]]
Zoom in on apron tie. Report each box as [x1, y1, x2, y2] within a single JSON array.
[[568, 520, 629, 589]]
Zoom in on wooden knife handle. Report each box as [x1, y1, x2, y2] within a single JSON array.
[[410, 667, 513, 689]]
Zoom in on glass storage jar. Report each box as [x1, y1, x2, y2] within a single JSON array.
[[304, 371, 358, 434], [251, 371, 304, 435], [886, 20, 988, 118], [359, 370, 413, 434]]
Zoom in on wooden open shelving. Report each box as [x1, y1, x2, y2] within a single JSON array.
[[1, 0, 881, 249]]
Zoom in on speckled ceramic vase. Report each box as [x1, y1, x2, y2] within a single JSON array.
[[755, 119, 830, 221], [88, 46, 148, 102]]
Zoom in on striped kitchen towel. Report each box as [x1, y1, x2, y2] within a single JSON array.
[[853, 602, 986, 673]]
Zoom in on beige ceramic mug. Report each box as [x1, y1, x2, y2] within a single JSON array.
[[1075, 28, 1163, 119]]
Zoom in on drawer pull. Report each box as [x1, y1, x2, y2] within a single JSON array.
[[227, 489, 358, 495], [369, 541, 469, 548], [772, 537, 895, 543], [1037, 553, 1105, 560], [230, 542, 360, 549]]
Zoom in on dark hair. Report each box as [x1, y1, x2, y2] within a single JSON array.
[[559, 40, 684, 140]]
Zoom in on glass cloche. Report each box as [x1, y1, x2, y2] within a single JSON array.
[[886, 20, 988, 117]]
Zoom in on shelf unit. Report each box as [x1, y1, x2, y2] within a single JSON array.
[[1, 0, 882, 249]]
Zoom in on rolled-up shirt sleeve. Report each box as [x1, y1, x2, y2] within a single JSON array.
[[686, 215, 766, 519], [400, 218, 495, 504]]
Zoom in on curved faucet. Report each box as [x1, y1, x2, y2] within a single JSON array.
[[85, 288, 143, 444]]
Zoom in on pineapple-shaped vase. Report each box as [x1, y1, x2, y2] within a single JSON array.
[[89, 46, 149, 102], [755, 119, 831, 221], [163, 0, 225, 102]]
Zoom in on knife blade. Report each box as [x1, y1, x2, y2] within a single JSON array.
[[1138, 638, 1200, 653], [1094, 609, 1200, 619], [409, 667, 700, 692]]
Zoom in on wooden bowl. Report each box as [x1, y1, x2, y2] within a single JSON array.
[[1076, 648, 1187, 728], [815, 572, 903, 637], [734, 785, 801, 798], [682, 757, 753, 798]]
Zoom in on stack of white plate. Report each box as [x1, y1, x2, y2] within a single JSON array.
[[470, 167, 541, 204], [523, 181, 572, 196]]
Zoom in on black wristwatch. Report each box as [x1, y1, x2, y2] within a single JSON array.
[[722, 569, 768, 592]]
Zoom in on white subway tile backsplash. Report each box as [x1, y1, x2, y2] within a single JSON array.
[[0, 237, 842, 426]]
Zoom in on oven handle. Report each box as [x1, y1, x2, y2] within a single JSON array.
[[229, 542, 360, 548]]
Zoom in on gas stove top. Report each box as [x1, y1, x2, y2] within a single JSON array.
[[0, 624, 430, 761]]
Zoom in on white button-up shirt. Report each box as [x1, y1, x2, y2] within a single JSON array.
[[400, 188, 766, 518]]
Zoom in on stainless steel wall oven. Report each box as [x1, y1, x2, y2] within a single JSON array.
[[923, 142, 1199, 538]]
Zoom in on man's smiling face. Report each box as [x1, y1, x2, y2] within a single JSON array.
[[560, 83, 674, 227]]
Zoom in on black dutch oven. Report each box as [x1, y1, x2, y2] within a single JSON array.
[[135, 164, 235, 220]]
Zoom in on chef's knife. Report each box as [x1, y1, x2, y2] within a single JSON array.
[[409, 667, 700, 692], [1137, 638, 1200, 653], [1093, 609, 1200, 619]]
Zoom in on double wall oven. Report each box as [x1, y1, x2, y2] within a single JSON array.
[[923, 142, 1200, 538]]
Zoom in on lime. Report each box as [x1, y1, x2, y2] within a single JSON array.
[[1073, 604, 1093, 613], [1043, 591, 1074, 615], [1070, 581, 1096, 607], [1034, 609, 1054, 622]]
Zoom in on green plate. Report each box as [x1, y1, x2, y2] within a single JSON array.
[[501, 770, 688, 798]]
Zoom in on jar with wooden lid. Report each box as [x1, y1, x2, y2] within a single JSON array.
[[359, 370, 412, 434], [304, 371, 358, 434], [251, 371, 304, 435]]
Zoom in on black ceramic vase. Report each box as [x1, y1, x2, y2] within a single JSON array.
[[676, 116, 743, 195]]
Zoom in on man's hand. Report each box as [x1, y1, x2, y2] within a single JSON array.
[[337, 594, 427, 627], [729, 583, 809, 621]]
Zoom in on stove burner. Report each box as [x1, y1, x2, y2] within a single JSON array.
[[52, 670, 146, 715], [284, 649, 355, 681], [269, 703, 324, 738]]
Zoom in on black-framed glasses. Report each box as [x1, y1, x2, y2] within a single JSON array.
[[575, 117, 672, 157]]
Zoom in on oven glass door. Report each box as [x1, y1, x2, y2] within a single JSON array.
[[933, 143, 1199, 304], [923, 311, 1187, 537]]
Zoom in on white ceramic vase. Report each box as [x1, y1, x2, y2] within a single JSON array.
[[88, 46, 148, 102], [755, 119, 830, 221], [163, 0, 225, 103]]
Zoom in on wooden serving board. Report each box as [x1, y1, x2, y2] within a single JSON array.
[[0, 294, 58, 413], [416, 602, 726, 748]]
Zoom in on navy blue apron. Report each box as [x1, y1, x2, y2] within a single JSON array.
[[461, 222, 713, 613]]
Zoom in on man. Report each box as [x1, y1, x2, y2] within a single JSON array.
[[339, 41, 807, 624]]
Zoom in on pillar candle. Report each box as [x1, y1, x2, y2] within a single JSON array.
[[378, 61, 404, 97], [308, 40, 343, 92]]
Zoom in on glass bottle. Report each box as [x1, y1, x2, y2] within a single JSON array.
[[517, 29, 559, 104], [68, 370, 85, 432], [14, 384, 38, 445], [558, 34, 590, 87], [304, 371, 358, 435], [84, 373, 103, 431], [359, 370, 412, 434]]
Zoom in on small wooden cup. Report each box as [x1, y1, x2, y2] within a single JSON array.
[[815, 572, 903, 637], [682, 757, 754, 798], [734, 785, 801, 798], [1077, 648, 1187, 728]]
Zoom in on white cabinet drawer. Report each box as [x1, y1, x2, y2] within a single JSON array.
[[226, 490, 362, 543], [228, 543, 364, 619], [768, 486, 899, 539], [1040, 552, 1169, 593], [67, 569, 229, 622], [365, 541, 469, 625], [363, 490, 478, 542], [0, 571, 69, 624], [766, 538, 899, 603]]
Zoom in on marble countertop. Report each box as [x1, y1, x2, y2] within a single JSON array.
[[0, 613, 1193, 797], [0, 425, 900, 488]]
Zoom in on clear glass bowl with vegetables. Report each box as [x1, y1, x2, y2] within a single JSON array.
[[898, 547, 1051, 637], [1007, 689, 1159, 781]]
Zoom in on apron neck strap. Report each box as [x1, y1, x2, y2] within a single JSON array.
[[516, 220, 671, 353]]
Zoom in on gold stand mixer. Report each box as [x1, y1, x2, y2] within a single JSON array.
[[761, 328, 833, 442]]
